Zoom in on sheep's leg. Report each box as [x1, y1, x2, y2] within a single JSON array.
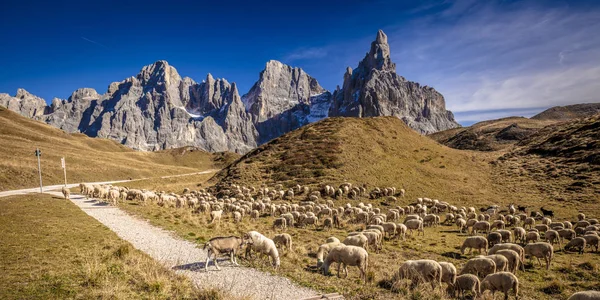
[[214, 257, 221, 270], [337, 262, 342, 278], [537, 257, 542, 267], [205, 255, 211, 272]]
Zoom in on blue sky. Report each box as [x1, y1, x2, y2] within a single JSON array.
[[1, 0, 599, 125]]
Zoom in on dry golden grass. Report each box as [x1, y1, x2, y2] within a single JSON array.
[[0, 193, 228, 299], [0, 106, 239, 191], [117, 194, 600, 300], [429, 116, 559, 151]]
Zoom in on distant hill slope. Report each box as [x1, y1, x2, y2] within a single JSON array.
[[531, 103, 600, 120], [211, 117, 498, 204], [429, 117, 558, 151], [496, 114, 600, 203], [0, 107, 238, 190]]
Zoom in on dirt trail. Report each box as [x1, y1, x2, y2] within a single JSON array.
[[45, 191, 317, 299]]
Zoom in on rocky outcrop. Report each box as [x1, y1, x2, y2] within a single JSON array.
[[0, 88, 48, 118], [328, 30, 460, 134], [242, 60, 332, 143], [1, 30, 460, 152]]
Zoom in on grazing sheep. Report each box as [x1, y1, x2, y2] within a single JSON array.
[[461, 236, 489, 255], [545, 230, 561, 247], [243, 231, 280, 269], [316, 240, 342, 267], [524, 217, 535, 229], [321, 245, 368, 281], [481, 272, 519, 300], [232, 211, 242, 223], [526, 231, 540, 243], [496, 249, 521, 274], [583, 234, 600, 252], [439, 262, 457, 286], [564, 237, 587, 254], [488, 232, 503, 247], [343, 234, 369, 251], [568, 290, 600, 300], [397, 259, 443, 290], [460, 257, 496, 278], [456, 218, 467, 233], [61, 186, 71, 200], [323, 217, 333, 230], [558, 229, 577, 242], [489, 243, 525, 272], [405, 219, 424, 236], [480, 254, 509, 272], [395, 223, 407, 240], [524, 242, 553, 270], [273, 233, 293, 252], [273, 217, 287, 230], [250, 210, 260, 221], [496, 230, 512, 243], [451, 274, 481, 299], [472, 221, 491, 235], [210, 210, 223, 225], [203, 236, 245, 271]]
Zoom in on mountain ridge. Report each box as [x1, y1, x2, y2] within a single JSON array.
[[0, 30, 460, 153]]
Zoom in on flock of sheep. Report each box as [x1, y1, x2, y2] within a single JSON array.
[[75, 182, 600, 300]]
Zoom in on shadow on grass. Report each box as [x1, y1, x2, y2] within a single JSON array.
[[173, 258, 234, 272], [441, 252, 463, 259]]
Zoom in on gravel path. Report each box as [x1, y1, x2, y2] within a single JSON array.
[[47, 192, 318, 300]]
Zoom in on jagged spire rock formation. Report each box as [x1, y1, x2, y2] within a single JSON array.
[[1, 30, 459, 153], [242, 60, 332, 143], [329, 30, 460, 134]]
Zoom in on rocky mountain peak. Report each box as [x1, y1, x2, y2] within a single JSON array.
[[361, 29, 395, 72], [137, 60, 182, 87], [329, 30, 459, 134], [68, 88, 100, 102], [16, 88, 34, 99], [242, 60, 327, 123]]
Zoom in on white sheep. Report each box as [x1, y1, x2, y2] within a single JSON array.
[[405, 219, 424, 236], [526, 231, 540, 243], [472, 221, 491, 235], [316, 240, 342, 267], [273, 233, 293, 252], [513, 227, 526, 244], [480, 254, 509, 272], [524, 242, 553, 270], [321, 245, 368, 281], [244, 231, 280, 269], [564, 237, 586, 254], [203, 236, 245, 271], [461, 236, 488, 255], [397, 259, 443, 290], [451, 274, 481, 299], [343, 234, 369, 251], [568, 290, 600, 300], [489, 243, 525, 272], [495, 249, 521, 274], [583, 234, 600, 252], [439, 262, 457, 286], [61, 186, 70, 200], [395, 223, 407, 240], [210, 210, 223, 225], [481, 272, 519, 300], [460, 257, 496, 279], [545, 229, 561, 247]]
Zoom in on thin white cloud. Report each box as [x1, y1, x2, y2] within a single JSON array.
[[383, 0, 600, 122], [81, 36, 109, 49], [282, 47, 328, 62]]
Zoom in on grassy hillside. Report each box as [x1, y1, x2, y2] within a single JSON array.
[[496, 114, 600, 208], [532, 103, 600, 121], [429, 116, 558, 152], [0, 194, 224, 299], [0, 106, 238, 191], [213, 117, 508, 207]]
